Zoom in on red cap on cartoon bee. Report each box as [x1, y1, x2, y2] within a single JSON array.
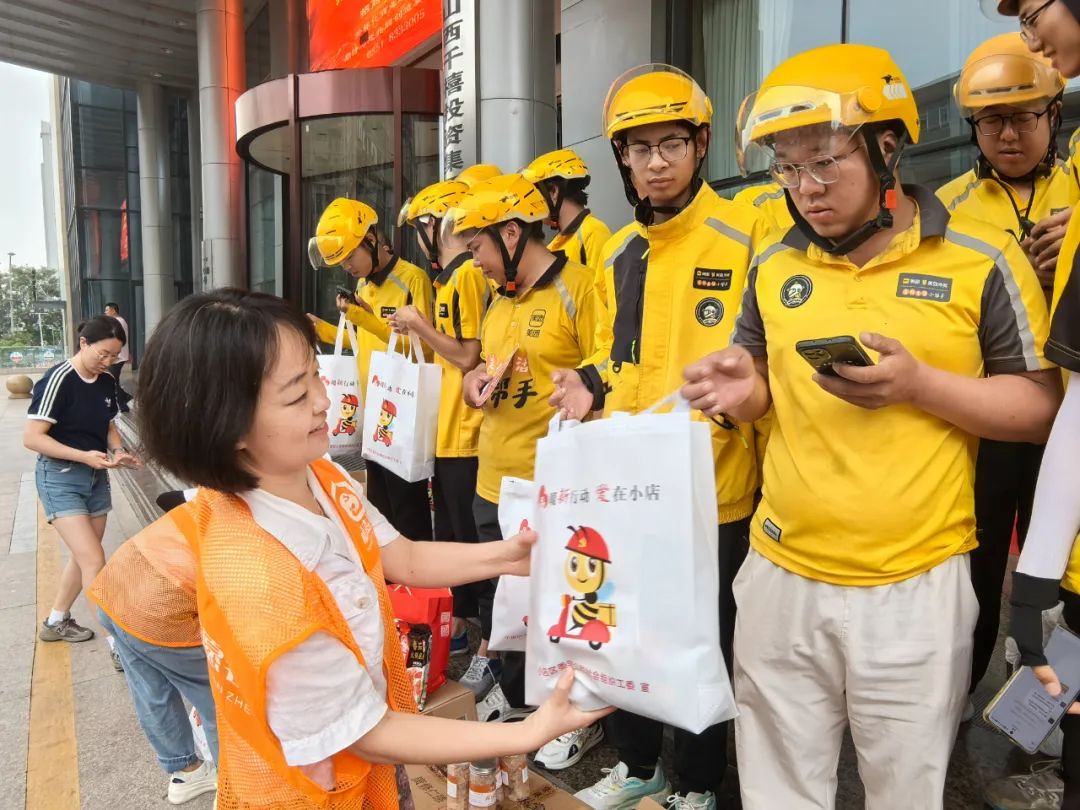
[[342, 394, 359, 407], [565, 525, 611, 563], [381, 399, 397, 415]]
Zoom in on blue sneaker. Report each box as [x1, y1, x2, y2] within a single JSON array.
[[450, 629, 470, 657]]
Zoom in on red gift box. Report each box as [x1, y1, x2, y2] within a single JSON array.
[[388, 585, 453, 706]]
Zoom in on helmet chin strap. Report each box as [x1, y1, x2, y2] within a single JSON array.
[[788, 129, 910, 256], [416, 221, 440, 272], [538, 180, 565, 228], [488, 225, 530, 298], [611, 125, 710, 227]]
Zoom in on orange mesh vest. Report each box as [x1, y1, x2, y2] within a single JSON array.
[[184, 459, 418, 809], [88, 507, 201, 647]]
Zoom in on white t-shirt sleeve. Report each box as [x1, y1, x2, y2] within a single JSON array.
[[265, 631, 388, 766]]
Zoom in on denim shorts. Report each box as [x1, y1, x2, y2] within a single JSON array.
[[35, 456, 112, 523]]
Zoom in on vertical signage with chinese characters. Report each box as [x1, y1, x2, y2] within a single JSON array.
[[442, 0, 478, 177]]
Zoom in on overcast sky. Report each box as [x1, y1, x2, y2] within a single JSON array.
[[0, 63, 53, 269]]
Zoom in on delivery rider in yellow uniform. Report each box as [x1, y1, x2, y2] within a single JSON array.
[[454, 173, 605, 725], [521, 148, 613, 273], [681, 44, 1059, 808], [549, 64, 766, 808], [935, 32, 1075, 708], [391, 179, 492, 660], [308, 198, 435, 541]]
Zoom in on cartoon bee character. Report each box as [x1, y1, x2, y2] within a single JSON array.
[[332, 393, 360, 436], [562, 526, 614, 631], [373, 399, 397, 446]]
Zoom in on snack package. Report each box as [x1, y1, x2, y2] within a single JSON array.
[[406, 623, 433, 710]]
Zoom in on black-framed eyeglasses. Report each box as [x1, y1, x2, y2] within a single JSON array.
[[769, 143, 865, 189], [972, 106, 1051, 136], [623, 136, 693, 166], [1020, 0, 1056, 41]]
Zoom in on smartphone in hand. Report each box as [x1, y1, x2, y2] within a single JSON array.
[[795, 336, 874, 377]]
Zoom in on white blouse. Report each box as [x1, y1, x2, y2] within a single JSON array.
[[240, 463, 402, 766]]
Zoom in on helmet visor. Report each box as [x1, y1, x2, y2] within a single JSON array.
[[308, 235, 344, 270], [736, 86, 875, 175], [955, 53, 1063, 116], [396, 198, 413, 227], [980, 0, 1018, 20]]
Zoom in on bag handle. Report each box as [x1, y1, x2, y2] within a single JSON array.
[[333, 313, 351, 358], [642, 389, 691, 414], [546, 410, 582, 436], [385, 330, 428, 366]]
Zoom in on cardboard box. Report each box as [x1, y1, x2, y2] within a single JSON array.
[[420, 679, 477, 722], [406, 763, 588, 810]]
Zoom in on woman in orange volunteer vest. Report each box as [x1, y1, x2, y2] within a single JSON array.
[[134, 288, 609, 809]]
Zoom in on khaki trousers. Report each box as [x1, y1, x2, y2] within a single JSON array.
[[733, 550, 977, 809]]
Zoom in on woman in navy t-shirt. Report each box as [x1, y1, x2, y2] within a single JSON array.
[[24, 316, 139, 647]]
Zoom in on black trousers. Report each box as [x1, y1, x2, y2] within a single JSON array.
[[472, 493, 527, 707], [969, 438, 1043, 691], [108, 361, 132, 411], [434, 457, 480, 619], [1061, 591, 1080, 809], [607, 517, 751, 796], [365, 461, 433, 541]]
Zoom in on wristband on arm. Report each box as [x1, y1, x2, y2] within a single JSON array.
[[1009, 571, 1062, 667]]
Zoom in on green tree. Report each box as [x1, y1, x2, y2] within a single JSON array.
[[0, 264, 65, 346]]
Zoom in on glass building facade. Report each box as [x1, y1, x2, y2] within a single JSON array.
[[57, 79, 194, 363]]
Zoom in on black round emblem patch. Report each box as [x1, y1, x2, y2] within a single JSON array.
[[781, 274, 813, 308], [695, 298, 724, 327]]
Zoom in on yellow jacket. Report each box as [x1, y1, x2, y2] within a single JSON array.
[[582, 183, 768, 523]]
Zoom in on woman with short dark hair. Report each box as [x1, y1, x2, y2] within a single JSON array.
[[24, 316, 138, 654], [135, 287, 605, 808]]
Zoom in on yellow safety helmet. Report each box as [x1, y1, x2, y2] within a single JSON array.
[[308, 198, 378, 270], [603, 64, 712, 140], [521, 148, 590, 183], [455, 163, 502, 187], [397, 180, 470, 227], [954, 33, 1064, 117], [451, 174, 549, 235], [521, 148, 591, 225], [451, 174, 549, 296], [736, 44, 919, 176]]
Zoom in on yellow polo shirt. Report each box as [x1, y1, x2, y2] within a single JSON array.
[[732, 185, 1051, 586], [313, 256, 434, 395], [432, 253, 490, 458], [476, 255, 604, 503], [732, 181, 795, 236], [583, 182, 767, 523], [937, 163, 1077, 243]]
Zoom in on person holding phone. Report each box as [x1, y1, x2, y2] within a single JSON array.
[[24, 316, 139, 666], [937, 32, 1076, 717], [982, 2, 1080, 807], [680, 44, 1061, 808], [307, 198, 435, 542]]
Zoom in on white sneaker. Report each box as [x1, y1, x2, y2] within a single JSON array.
[[477, 684, 534, 723], [534, 723, 604, 770], [168, 761, 217, 805], [665, 792, 716, 810], [574, 761, 671, 810], [984, 761, 1063, 809]]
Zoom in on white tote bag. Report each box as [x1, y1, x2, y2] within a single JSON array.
[[525, 394, 734, 733], [318, 315, 363, 454], [361, 332, 442, 482], [489, 477, 539, 652]]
